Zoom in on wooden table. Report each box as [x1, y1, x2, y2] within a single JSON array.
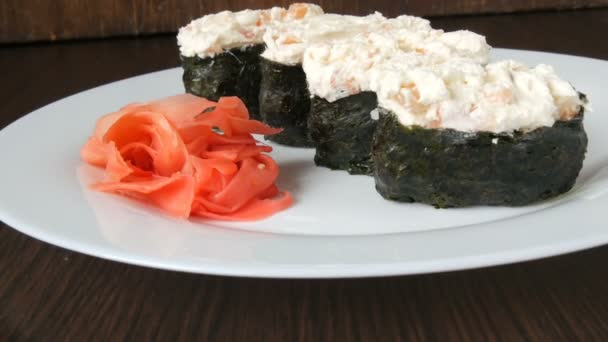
[[1, 9, 607, 341]]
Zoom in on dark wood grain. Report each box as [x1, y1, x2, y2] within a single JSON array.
[[1, 0, 608, 43], [1, 8, 608, 342]]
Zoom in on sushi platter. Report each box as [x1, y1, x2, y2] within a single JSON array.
[[179, 3, 589, 208], [0, 3, 606, 277]]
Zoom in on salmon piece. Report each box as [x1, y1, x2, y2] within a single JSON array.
[[256, 10, 274, 27], [242, 31, 255, 39], [287, 3, 309, 19], [282, 36, 300, 45], [486, 88, 514, 104]]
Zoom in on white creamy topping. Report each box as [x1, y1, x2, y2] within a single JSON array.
[[303, 20, 583, 133], [177, 3, 323, 58], [179, 7, 584, 133], [385, 15, 433, 32], [303, 36, 433, 102], [371, 60, 585, 133], [261, 12, 386, 65], [303, 29, 490, 102], [421, 30, 490, 64]]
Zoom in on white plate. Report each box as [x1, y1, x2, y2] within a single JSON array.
[[0, 49, 607, 278]]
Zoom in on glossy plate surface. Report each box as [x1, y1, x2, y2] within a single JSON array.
[[0, 49, 607, 278]]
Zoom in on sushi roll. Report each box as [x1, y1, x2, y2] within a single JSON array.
[[303, 27, 490, 174], [180, 44, 265, 118], [177, 4, 323, 120], [371, 60, 589, 207], [259, 12, 386, 146], [259, 57, 314, 146], [309, 92, 379, 174]]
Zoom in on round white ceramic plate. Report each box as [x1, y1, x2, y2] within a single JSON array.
[[0, 49, 607, 278]]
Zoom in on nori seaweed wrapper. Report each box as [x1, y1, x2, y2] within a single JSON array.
[[181, 44, 264, 120], [373, 108, 588, 207], [309, 92, 378, 175], [259, 58, 313, 147]]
